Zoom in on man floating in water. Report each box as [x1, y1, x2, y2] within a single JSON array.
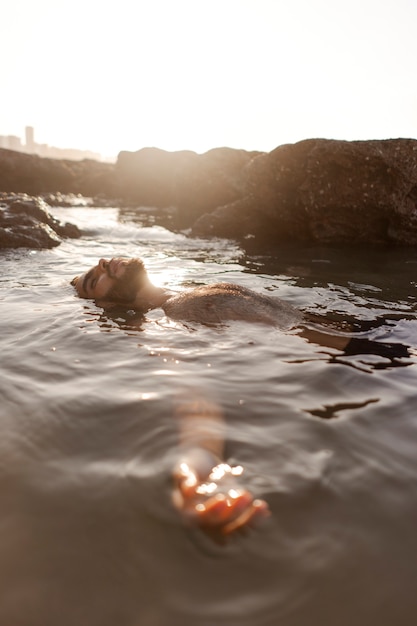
[[71, 256, 303, 328], [71, 256, 411, 537], [70, 256, 306, 536]]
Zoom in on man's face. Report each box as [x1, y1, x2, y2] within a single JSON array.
[[71, 258, 147, 304]]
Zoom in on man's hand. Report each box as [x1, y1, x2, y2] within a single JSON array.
[[173, 457, 270, 538]]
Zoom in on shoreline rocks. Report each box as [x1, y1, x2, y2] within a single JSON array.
[[0, 194, 81, 249], [192, 138, 417, 246], [2, 138, 417, 248]]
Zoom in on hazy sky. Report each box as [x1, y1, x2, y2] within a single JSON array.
[[1, 0, 417, 157]]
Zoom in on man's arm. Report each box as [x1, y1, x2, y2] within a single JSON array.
[[172, 396, 270, 538]]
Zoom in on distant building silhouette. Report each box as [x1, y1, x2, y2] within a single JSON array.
[[0, 135, 22, 151], [25, 126, 35, 152], [0, 126, 114, 162]]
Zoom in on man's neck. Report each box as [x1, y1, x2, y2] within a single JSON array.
[[132, 284, 171, 311]]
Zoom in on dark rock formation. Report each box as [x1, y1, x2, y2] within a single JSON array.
[[192, 139, 417, 246], [116, 146, 261, 226], [0, 194, 81, 249]]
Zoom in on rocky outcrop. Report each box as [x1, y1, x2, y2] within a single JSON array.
[[0, 149, 117, 198], [0, 194, 81, 249], [116, 146, 261, 226], [192, 139, 417, 246], [3, 139, 417, 247]]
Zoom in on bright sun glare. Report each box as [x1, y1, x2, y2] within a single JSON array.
[[2, 0, 417, 157]]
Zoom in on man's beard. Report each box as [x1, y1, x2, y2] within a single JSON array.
[[105, 259, 148, 304]]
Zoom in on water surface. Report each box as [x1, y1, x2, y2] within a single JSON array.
[[1, 206, 417, 626]]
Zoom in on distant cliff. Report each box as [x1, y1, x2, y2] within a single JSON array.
[[0, 148, 117, 198], [115, 146, 262, 226], [2, 138, 417, 248]]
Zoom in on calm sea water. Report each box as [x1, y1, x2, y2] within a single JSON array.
[[1, 206, 417, 626]]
